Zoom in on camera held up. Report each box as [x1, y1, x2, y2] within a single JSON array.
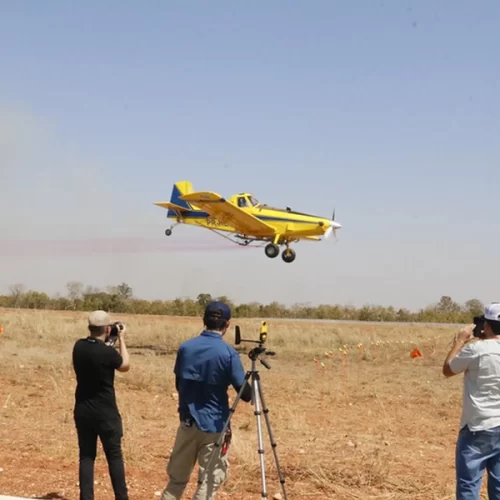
[[106, 321, 124, 347], [473, 316, 486, 339]]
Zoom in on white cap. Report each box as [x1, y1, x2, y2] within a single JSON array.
[[484, 303, 500, 322], [88, 310, 110, 327]]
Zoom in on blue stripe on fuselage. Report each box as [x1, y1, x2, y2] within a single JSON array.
[[258, 215, 318, 223], [168, 211, 210, 219], [167, 210, 319, 224]]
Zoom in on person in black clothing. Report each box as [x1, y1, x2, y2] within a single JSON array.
[[72, 310, 130, 500]]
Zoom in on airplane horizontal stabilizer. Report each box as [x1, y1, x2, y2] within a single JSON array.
[[180, 191, 223, 203], [154, 201, 191, 212]]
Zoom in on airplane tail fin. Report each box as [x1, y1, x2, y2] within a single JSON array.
[[169, 181, 195, 210], [154, 181, 203, 215]]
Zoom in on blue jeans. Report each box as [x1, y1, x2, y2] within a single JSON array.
[[456, 424, 500, 499]]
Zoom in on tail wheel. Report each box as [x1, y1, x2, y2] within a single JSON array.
[[264, 243, 280, 258], [282, 248, 296, 263], [165, 229, 172, 236]]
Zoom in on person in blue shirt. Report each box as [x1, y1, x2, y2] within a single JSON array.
[[160, 300, 252, 500]]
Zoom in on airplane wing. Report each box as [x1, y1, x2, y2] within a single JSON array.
[[180, 191, 275, 236]]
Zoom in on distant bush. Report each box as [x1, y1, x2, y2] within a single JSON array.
[[0, 283, 484, 324]]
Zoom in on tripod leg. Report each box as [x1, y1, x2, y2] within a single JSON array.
[[252, 372, 268, 499], [255, 375, 288, 500], [198, 369, 252, 488]]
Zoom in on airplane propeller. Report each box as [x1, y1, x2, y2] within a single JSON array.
[[324, 208, 342, 240]]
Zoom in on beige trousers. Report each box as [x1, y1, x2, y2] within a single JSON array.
[[161, 422, 229, 500]]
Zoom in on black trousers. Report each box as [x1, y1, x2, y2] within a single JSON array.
[[75, 415, 129, 500]]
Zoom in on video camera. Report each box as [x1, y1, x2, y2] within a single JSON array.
[[234, 321, 275, 369], [106, 321, 124, 347]]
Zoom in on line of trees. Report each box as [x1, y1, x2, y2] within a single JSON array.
[[0, 282, 485, 324]]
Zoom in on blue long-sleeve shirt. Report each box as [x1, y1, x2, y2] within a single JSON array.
[[174, 330, 248, 433]]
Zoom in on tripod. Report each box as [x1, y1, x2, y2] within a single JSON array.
[[199, 344, 288, 500]]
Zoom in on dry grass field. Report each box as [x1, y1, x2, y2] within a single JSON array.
[[0, 308, 490, 499]]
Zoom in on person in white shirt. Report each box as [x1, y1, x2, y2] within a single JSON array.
[[443, 302, 500, 500]]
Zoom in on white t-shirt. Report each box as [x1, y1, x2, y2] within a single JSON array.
[[450, 338, 500, 431]]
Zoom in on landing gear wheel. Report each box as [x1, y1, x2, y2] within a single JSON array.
[[264, 243, 280, 258], [165, 229, 172, 236], [282, 248, 296, 263]]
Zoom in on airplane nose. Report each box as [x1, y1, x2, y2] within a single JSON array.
[[324, 220, 342, 239]]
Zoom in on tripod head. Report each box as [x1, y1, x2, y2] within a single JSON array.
[[235, 321, 276, 370]]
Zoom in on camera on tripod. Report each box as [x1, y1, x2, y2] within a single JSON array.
[[235, 320, 268, 345], [106, 321, 124, 346], [234, 321, 275, 368]]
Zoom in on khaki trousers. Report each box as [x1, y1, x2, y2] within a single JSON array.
[[161, 422, 229, 500]]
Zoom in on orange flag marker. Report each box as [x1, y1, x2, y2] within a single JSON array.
[[410, 347, 422, 358]]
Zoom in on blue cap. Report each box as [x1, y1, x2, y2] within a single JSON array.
[[204, 301, 231, 320]]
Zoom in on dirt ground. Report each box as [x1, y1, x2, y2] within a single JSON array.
[[0, 308, 491, 499]]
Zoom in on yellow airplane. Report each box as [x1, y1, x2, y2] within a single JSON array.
[[154, 181, 342, 263]]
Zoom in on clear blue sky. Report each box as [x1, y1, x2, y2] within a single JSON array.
[[1, 1, 499, 310]]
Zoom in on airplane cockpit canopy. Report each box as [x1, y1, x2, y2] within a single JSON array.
[[236, 194, 259, 208], [248, 195, 259, 206]]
